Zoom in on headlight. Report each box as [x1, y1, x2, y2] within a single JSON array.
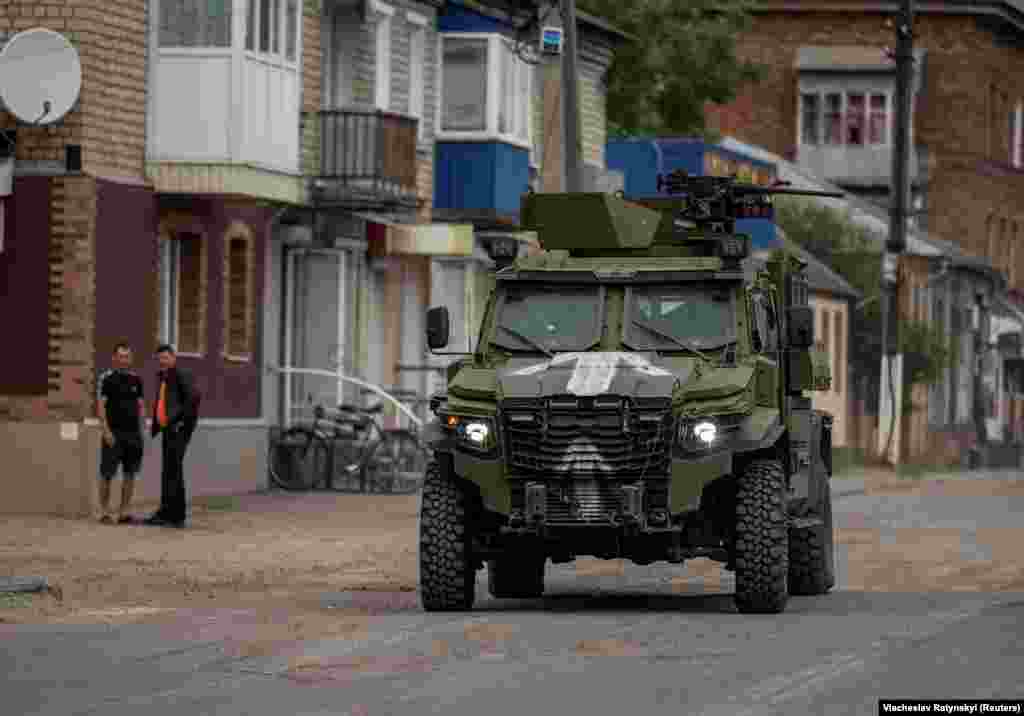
[[444, 414, 498, 453], [693, 421, 717, 445], [678, 418, 719, 449]]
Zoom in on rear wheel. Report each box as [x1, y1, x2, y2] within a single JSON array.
[[733, 459, 789, 614], [788, 480, 836, 595], [419, 457, 476, 611], [487, 555, 545, 599], [268, 427, 321, 491]]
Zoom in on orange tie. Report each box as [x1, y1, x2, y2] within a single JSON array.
[[157, 381, 168, 428]]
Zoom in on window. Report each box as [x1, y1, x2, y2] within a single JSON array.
[[824, 93, 842, 145], [441, 37, 488, 132], [245, 0, 300, 61], [801, 91, 889, 147], [822, 309, 831, 355], [869, 93, 887, 144], [750, 291, 777, 353], [846, 93, 865, 146], [800, 93, 820, 145], [439, 34, 533, 146], [160, 234, 206, 355], [374, 6, 394, 110], [408, 17, 427, 141], [223, 223, 255, 360], [160, 0, 231, 47], [834, 310, 843, 394], [1014, 101, 1023, 168]]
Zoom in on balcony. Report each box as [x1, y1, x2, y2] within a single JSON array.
[[308, 109, 420, 209]]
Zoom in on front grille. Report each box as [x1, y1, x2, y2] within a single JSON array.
[[512, 479, 670, 525], [502, 395, 673, 476]]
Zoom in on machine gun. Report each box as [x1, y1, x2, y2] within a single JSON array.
[[649, 169, 846, 236]]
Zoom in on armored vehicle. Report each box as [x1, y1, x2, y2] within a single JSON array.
[[419, 170, 840, 614]]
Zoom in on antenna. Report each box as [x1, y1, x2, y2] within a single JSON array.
[[0, 27, 82, 126]]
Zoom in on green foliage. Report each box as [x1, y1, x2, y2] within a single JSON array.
[[578, 0, 764, 138], [773, 198, 955, 412]]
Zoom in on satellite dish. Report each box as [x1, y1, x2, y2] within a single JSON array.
[[0, 27, 82, 126]]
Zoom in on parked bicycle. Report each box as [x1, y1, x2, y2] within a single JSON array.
[[268, 401, 429, 494]]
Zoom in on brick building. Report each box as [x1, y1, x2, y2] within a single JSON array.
[[705, 0, 1024, 464]]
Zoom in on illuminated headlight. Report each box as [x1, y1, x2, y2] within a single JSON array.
[[693, 421, 718, 445], [444, 414, 498, 452], [678, 419, 719, 449]]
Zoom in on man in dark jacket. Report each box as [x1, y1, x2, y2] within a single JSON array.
[[144, 344, 200, 528]]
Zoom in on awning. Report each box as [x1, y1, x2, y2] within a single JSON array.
[[358, 213, 474, 258]]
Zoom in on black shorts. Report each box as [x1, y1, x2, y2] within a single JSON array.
[[99, 433, 144, 480]]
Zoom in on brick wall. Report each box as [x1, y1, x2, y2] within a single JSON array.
[[300, 1, 323, 178], [0, 0, 149, 180], [707, 8, 1024, 288], [0, 177, 99, 422]]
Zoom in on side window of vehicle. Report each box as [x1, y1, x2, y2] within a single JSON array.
[[751, 291, 778, 354], [763, 293, 779, 353]]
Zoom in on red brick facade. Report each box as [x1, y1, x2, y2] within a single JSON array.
[[706, 4, 1024, 290]]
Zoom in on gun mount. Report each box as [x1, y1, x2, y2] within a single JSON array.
[[645, 169, 846, 236]]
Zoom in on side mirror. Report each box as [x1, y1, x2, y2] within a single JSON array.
[[426, 306, 450, 351], [787, 305, 814, 349]]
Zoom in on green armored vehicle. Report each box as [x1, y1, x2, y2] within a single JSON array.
[[418, 170, 840, 614]]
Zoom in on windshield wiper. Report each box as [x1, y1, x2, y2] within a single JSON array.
[[630, 319, 709, 362], [496, 324, 554, 357]]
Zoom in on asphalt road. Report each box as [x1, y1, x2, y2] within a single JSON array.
[[4, 475, 1024, 716]]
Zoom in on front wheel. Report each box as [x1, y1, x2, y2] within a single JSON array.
[[268, 427, 322, 491], [733, 459, 790, 614], [419, 457, 476, 611]]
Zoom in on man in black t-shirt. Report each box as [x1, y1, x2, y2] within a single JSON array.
[[97, 341, 146, 524]]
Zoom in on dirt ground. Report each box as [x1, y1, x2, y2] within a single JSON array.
[[3, 468, 1024, 653]]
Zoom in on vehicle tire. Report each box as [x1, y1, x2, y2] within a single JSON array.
[[419, 456, 476, 611], [268, 427, 320, 491], [733, 459, 789, 614], [487, 556, 545, 599], [361, 429, 429, 494], [788, 480, 836, 595]]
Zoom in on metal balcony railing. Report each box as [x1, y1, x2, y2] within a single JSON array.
[[312, 108, 419, 207]]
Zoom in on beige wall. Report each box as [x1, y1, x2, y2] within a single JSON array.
[[810, 293, 851, 447]]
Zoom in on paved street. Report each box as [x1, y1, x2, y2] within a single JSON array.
[[3, 473, 1024, 716]]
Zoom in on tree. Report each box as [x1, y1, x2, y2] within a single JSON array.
[[577, 0, 764, 138], [774, 198, 953, 421]]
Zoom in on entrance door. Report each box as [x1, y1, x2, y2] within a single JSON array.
[[283, 247, 351, 426]]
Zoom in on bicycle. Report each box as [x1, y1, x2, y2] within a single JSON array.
[[268, 401, 429, 494]]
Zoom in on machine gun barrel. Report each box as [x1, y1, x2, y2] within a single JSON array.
[[731, 185, 845, 199]]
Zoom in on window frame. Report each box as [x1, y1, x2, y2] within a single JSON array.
[[407, 11, 428, 143], [159, 232, 207, 358], [798, 89, 892, 148], [374, 1, 395, 110], [1013, 100, 1023, 169], [158, 0, 233, 49], [437, 32, 533, 150], [244, 0, 301, 68], [222, 221, 256, 363]]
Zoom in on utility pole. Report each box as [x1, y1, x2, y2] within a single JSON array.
[[880, 0, 914, 462], [561, 0, 583, 192]]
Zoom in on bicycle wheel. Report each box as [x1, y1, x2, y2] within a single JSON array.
[[268, 427, 321, 491], [360, 429, 430, 494]]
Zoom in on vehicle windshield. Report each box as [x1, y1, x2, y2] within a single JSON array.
[[623, 284, 737, 351], [492, 284, 602, 353]]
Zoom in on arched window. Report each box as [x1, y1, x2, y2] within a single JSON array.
[[223, 222, 255, 360]]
